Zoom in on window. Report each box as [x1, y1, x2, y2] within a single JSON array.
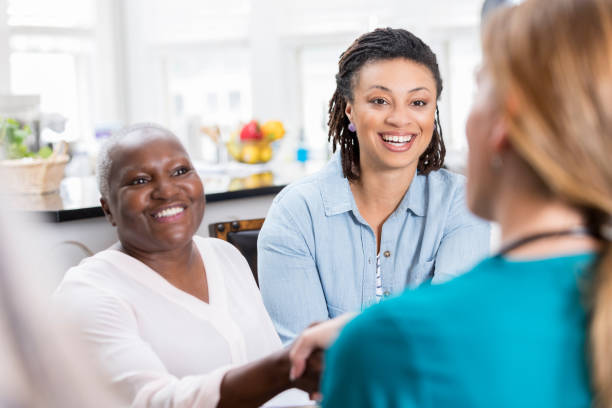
[[10, 51, 81, 143], [166, 47, 252, 129], [298, 44, 347, 160], [2, 0, 118, 146]]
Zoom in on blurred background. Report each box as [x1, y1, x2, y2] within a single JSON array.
[[0, 0, 487, 172]]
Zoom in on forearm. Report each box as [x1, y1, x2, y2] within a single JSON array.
[[217, 348, 292, 408]]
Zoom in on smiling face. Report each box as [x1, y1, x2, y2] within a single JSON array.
[[345, 58, 437, 175], [100, 129, 205, 254]]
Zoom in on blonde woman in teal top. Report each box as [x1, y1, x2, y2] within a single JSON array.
[[321, 254, 594, 407], [288, 0, 612, 406]]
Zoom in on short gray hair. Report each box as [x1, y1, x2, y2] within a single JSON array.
[[96, 123, 177, 198]]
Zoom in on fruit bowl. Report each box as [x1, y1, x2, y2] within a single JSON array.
[[226, 140, 276, 164], [226, 120, 284, 164]]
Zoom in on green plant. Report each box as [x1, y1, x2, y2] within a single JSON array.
[[0, 118, 52, 159]]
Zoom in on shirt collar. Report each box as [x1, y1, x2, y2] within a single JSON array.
[[397, 171, 426, 217], [320, 154, 426, 217], [320, 154, 354, 216]]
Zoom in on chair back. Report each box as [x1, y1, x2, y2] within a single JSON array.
[[208, 218, 265, 285]]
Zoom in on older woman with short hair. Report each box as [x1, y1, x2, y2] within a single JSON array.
[[54, 123, 317, 407]]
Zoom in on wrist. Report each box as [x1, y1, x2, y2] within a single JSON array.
[[218, 348, 293, 407], [270, 348, 293, 390]]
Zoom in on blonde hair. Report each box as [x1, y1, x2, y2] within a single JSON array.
[[483, 0, 612, 405]]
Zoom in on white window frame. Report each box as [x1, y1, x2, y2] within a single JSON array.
[[0, 0, 125, 147]]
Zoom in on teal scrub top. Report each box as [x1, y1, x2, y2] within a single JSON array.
[[321, 254, 594, 408]]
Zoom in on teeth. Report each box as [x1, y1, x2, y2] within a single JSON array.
[[382, 134, 413, 143], [154, 206, 184, 218]]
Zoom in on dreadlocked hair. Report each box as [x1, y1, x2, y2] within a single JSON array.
[[328, 27, 445, 181]]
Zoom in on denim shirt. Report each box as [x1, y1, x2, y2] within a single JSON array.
[[258, 154, 490, 343]]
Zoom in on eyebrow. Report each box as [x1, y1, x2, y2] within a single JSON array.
[[116, 166, 143, 180], [118, 156, 190, 176], [367, 85, 431, 93]]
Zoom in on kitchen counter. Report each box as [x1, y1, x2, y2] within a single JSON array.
[[5, 160, 326, 222]]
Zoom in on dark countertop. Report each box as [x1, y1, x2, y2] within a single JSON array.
[[5, 160, 325, 222]]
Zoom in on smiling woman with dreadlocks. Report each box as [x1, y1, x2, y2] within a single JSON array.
[[258, 28, 490, 343]]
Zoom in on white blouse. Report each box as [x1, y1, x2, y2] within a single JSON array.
[[54, 236, 308, 407]]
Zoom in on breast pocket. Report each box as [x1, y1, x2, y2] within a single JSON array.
[[410, 259, 435, 288]]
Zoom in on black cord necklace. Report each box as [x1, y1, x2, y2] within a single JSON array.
[[494, 226, 593, 257]]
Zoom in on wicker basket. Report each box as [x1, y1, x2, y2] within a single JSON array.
[[0, 155, 69, 194]]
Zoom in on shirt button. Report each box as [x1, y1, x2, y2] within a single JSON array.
[[383, 290, 391, 297], [383, 250, 391, 258]]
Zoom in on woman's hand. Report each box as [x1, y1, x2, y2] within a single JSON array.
[[291, 349, 324, 400], [289, 313, 356, 381]]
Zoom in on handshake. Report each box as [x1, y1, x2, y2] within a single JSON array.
[[218, 313, 355, 407], [288, 313, 356, 401]]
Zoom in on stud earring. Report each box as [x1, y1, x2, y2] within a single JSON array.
[[348, 123, 356, 132]]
